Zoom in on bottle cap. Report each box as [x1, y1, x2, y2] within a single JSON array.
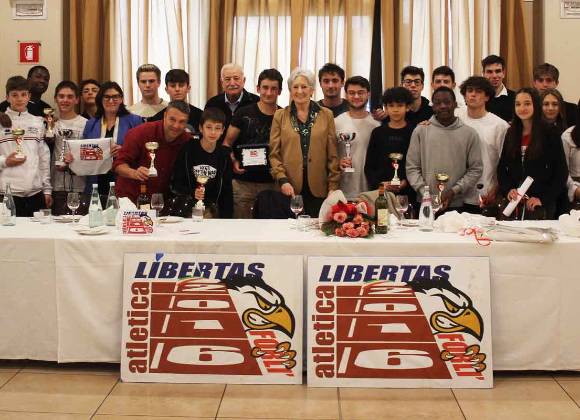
[[109, 182, 115, 186], [92, 183, 98, 188]]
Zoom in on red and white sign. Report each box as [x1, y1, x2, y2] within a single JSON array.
[[19, 42, 41, 64], [121, 253, 303, 384], [307, 256, 492, 388]]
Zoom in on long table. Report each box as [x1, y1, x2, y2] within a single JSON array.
[[1, 218, 579, 370]]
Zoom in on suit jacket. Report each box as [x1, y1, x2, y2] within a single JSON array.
[[269, 103, 340, 197], [82, 113, 143, 144], [204, 89, 259, 128]]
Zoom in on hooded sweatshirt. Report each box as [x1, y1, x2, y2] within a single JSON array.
[[0, 108, 51, 197], [406, 115, 483, 208]]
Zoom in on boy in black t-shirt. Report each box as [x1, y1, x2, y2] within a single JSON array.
[[223, 69, 283, 218], [170, 108, 233, 218], [365, 87, 416, 205]]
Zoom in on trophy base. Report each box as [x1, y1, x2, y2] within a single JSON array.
[[343, 168, 355, 173], [55, 161, 67, 168], [14, 152, 26, 160], [391, 180, 401, 186], [46, 131, 55, 138], [148, 170, 158, 178]]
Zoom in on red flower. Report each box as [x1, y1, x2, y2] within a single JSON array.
[[333, 211, 347, 223], [343, 222, 355, 230], [331, 201, 357, 216], [361, 221, 370, 230], [346, 228, 360, 238], [335, 227, 345, 237], [352, 214, 363, 225]]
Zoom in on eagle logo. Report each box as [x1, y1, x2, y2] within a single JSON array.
[[225, 274, 295, 338], [409, 277, 484, 341]]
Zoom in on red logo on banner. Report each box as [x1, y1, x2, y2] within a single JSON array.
[[19, 42, 41, 64]]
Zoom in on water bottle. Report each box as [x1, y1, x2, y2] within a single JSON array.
[[1, 183, 16, 226], [88, 183, 103, 227], [104, 181, 119, 226], [419, 185, 434, 232]]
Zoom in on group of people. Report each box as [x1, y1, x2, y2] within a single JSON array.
[[0, 56, 578, 221]]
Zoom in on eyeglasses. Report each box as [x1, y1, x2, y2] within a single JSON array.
[[103, 94, 122, 101], [402, 78, 423, 86]]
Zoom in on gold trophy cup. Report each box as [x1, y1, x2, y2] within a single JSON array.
[[12, 128, 26, 159], [145, 141, 159, 177], [193, 167, 217, 209], [43, 108, 55, 138], [389, 153, 404, 186], [337, 132, 356, 173], [435, 172, 450, 203]]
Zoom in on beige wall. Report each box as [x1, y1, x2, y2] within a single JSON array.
[[543, 0, 580, 103], [0, 0, 63, 107]]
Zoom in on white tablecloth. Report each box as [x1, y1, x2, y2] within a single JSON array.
[[1, 218, 579, 370]]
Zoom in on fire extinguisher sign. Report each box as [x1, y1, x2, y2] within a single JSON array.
[[19, 42, 41, 64]]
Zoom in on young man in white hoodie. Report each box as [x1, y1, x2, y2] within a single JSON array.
[[0, 76, 52, 216]]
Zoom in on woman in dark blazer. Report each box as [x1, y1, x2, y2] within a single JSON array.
[[498, 87, 568, 219]]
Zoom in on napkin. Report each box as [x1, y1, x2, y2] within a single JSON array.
[[434, 211, 497, 233], [484, 224, 558, 243], [79, 197, 138, 226], [558, 210, 580, 237]]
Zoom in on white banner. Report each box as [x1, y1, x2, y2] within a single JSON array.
[[68, 137, 112, 175], [307, 256, 492, 388], [121, 253, 303, 384]]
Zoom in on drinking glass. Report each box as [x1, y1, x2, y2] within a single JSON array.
[[151, 193, 164, 215], [67, 192, 80, 223], [290, 195, 304, 228], [396, 195, 409, 226]]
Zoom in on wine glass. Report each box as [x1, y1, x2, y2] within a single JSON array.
[[290, 195, 304, 229], [395, 195, 409, 226], [67, 192, 80, 223], [431, 194, 442, 217], [151, 193, 164, 220]]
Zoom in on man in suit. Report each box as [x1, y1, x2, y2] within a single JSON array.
[[482, 55, 515, 123]]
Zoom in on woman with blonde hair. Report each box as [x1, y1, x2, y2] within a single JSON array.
[[269, 68, 340, 216]]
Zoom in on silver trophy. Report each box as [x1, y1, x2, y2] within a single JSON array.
[[389, 153, 404, 186], [193, 166, 217, 209], [145, 141, 159, 177], [55, 128, 73, 168], [12, 128, 26, 159], [43, 108, 56, 138], [338, 132, 356, 173]]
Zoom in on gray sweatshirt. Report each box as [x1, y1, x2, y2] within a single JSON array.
[[406, 116, 483, 208]]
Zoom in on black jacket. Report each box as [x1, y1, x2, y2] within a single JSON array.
[[204, 89, 259, 129], [487, 88, 515, 123], [497, 125, 568, 213]]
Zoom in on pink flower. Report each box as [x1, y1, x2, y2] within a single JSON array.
[[361, 221, 370, 230], [335, 227, 345, 237], [346, 228, 360, 238], [333, 211, 347, 223], [352, 214, 363, 225], [343, 222, 355, 230], [356, 226, 369, 237]]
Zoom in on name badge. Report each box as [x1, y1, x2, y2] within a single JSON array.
[[241, 146, 267, 167]]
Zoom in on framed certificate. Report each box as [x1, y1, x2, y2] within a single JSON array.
[[237, 143, 269, 171]]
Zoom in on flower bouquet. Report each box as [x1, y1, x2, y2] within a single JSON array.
[[319, 190, 374, 238]]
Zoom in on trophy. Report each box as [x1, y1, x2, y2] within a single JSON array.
[[55, 128, 73, 168], [43, 108, 55, 138], [145, 141, 159, 177], [338, 132, 356, 173], [389, 153, 404, 186], [435, 172, 450, 204], [12, 128, 26, 159], [193, 166, 217, 209]]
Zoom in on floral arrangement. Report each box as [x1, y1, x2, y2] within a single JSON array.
[[320, 197, 374, 238]]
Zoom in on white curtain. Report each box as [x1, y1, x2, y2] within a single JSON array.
[[109, 0, 210, 108], [399, 0, 500, 99]]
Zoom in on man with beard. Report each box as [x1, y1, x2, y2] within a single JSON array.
[[406, 86, 482, 212], [317, 63, 349, 117], [0, 65, 51, 116], [334, 76, 380, 200]]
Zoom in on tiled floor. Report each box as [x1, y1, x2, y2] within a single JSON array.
[[0, 361, 578, 419]]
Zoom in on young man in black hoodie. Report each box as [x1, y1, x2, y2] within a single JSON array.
[[400, 66, 433, 128], [170, 108, 233, 218]]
